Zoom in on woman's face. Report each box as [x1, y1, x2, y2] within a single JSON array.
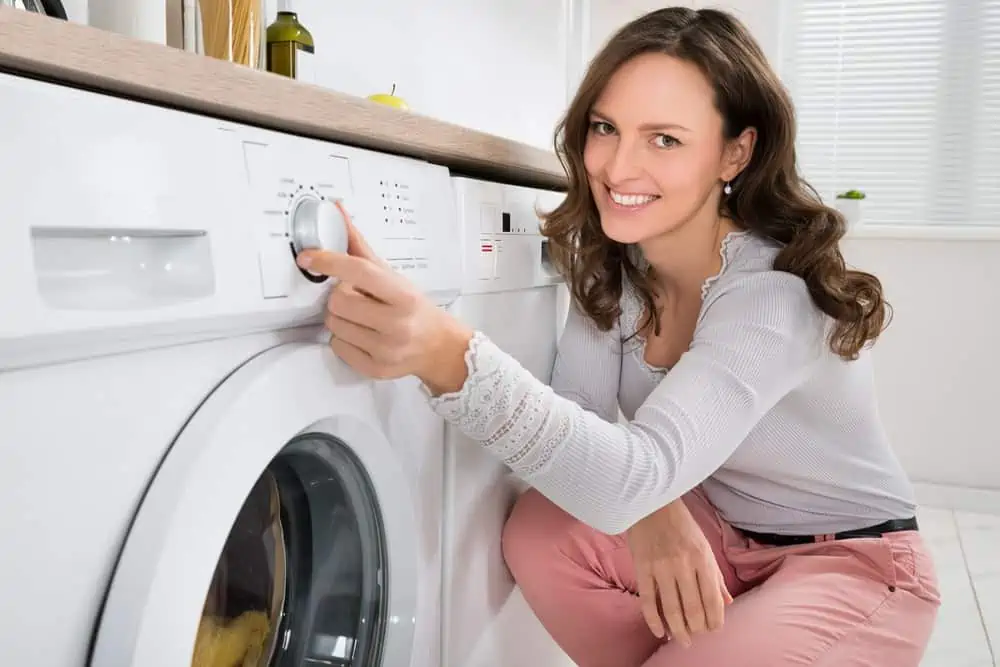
[[583, 52, 749, 245]]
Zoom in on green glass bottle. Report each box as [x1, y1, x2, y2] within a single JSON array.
[[265, 0, 315, 81]]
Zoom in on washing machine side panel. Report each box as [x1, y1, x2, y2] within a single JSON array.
[[443, 287, 575, 667], [370, 375, 446, 667], [0, 331, 294, 667], [90, 342, 421, 667]]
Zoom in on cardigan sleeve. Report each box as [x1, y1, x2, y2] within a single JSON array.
[[427, 271, 826, 534]]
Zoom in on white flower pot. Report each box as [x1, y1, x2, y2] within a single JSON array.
[[835, 198, 863, 228]]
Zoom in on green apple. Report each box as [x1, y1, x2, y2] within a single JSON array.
[[367, 83, 409, 110]]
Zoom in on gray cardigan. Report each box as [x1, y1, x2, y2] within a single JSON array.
[[428, 231, 916, 535]]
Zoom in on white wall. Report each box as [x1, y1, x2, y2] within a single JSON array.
[[59, 0, 88, 23], [841, 238, 1000, 490], [279, 0, 570, 150]]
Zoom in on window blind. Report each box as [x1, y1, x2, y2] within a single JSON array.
[[780, 0, 1000, 227]]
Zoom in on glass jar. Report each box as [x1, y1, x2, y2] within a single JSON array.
[[196, 0, 265, 68]]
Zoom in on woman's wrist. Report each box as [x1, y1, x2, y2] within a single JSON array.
[[417, 312, 475, 397], [631, 500, 692, 533]]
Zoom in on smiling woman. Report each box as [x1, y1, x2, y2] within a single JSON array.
[[543, 8, 888, 357], [298, 7, 941, 667]]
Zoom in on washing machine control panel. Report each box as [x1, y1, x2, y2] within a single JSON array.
[[240, 134, 462, 304], [0, 72, 461, 368]]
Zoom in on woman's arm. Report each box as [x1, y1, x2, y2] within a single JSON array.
[[424, 271, 826, 535], [548, 296, 623, 422]]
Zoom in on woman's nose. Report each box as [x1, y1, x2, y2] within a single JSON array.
[[604, 139, 643, 184]]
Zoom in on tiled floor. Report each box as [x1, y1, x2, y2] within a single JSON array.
[[920, 506, 1000, 667]]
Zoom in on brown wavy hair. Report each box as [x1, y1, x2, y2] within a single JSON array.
[[541, 7, 889, 360]]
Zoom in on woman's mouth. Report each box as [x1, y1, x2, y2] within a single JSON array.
[[607, 188, 660, 211]]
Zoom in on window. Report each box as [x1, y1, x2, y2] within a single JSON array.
[[781, 1, 1000, 228]]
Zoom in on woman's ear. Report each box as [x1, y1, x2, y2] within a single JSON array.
[[722, 126, 757, 183]]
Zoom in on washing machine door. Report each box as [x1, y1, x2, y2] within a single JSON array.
[[90, 342, 418, 667]]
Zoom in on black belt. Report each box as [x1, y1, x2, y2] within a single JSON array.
[[740, 517, 919, 547]]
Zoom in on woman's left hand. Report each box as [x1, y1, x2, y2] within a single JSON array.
[[295, 211, 473, 394]]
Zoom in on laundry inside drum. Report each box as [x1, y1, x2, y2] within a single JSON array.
[[189, 434, 387, 667], [192, 472, 286, 667]]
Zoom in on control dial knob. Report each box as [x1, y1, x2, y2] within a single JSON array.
[[289, 196, 349, 283]]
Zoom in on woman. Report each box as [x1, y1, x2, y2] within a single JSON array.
[[296, 7, 940, 666]]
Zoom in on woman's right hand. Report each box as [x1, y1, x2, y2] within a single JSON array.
[[626, 501, 732, 647]]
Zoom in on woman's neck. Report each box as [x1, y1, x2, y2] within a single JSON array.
[[639, 213, 739, 299]]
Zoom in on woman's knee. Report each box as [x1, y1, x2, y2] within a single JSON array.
[[501, 488, 571, 578]]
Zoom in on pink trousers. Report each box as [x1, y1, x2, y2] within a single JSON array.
[[502, 487, 941, 667]]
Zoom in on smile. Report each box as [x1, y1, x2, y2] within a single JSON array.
[[608, 188, 660, 210]]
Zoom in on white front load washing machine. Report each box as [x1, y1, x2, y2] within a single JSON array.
[[0, 72, 460, 667], [442, 177, 575, 667]]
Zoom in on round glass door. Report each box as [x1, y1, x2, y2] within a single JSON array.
[[192, 434, 387, 667], [90, 343, 419, 667]]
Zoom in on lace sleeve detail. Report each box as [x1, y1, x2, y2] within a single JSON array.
[[426, 331, 571, 477]]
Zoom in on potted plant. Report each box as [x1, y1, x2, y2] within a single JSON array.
[[835, 189, 866, 227]]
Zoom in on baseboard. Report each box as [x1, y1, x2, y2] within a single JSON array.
[[914, 481, 1000, 515]]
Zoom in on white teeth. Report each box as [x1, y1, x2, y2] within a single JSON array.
[[610, 190, 658, 207]]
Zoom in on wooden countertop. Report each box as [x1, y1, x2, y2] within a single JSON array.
[[0, 7, 567, 190]]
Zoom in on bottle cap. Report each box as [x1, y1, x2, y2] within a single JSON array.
[[277, 0, 296, 13]]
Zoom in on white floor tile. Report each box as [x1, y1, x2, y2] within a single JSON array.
[[954, 512, 1000, 667], [919, 508, 995, 666], [955, 512, 1000, 579]]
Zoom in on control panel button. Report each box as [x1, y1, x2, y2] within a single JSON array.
[[289, 196, 348, 282]]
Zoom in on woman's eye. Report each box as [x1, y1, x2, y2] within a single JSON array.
[[653, 134, 679, 148], [589, 121, 615, 136]]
